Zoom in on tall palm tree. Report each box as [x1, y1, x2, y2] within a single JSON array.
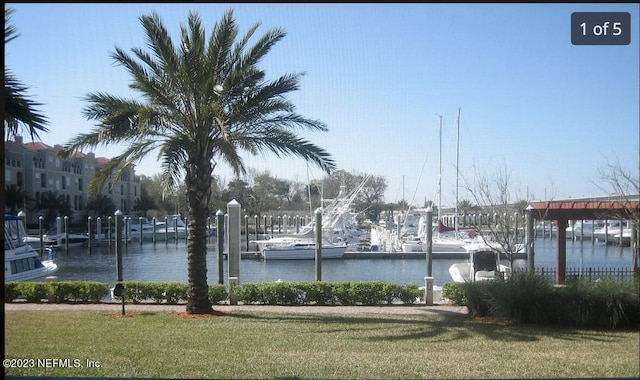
[[36, 190, 72, 228], [59, 10, 335, 313], [4, 8, 49, 141], [5, 184, 30, 214]]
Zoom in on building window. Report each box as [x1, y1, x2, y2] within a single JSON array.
[[40, 173, 46, 188], [17, 172, 22, 187], [62, 176, 66, 190], [78, 178, 83, 192]]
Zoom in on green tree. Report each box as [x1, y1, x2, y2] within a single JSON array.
[[35, 191, 72, 228], [59, 10, 334, 313], [5, 184, 30, 215], [4, 8, 49, 141], [86, 194, 117, 220], [223, 179, 254, 213], [133, 187, 158, 217]]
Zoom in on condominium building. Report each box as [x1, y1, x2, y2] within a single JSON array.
[[4, 135, 140, 224]]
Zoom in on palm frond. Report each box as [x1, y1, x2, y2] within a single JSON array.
[[4, 70, 50, 140]]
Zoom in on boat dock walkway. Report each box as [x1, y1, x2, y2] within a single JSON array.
[[239, 250, 527, 260]]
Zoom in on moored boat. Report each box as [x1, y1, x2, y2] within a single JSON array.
[[5, 214, 58, 282], [448, 250, 510, 283]]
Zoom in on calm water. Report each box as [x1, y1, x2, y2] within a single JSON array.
[[49, 238, 634, 287]]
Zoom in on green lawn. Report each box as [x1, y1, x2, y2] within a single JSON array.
[[4, 310, 639, 379]]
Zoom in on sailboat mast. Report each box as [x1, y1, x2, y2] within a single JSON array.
[[455, 108, 461, 239], [438, 115, 443, 237]]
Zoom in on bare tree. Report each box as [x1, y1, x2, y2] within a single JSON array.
[[461, 164, 526, 271], [594, 155, 640, 275]]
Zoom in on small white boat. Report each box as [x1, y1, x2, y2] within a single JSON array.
[[5, 214, 58, 282], [565, 220, 605, 240], [261, 239, 347, 260], [448, 250, 510, 283], [42, 229, 89, 247]]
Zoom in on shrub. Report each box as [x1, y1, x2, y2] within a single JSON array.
[[333, 282, 356, 305], [397, 284, 421, 304], [462, 274, 640, 329], [49, 281, 79, 302], [350, 281, 385, 305], [442, 282, 466, 305], [15, 282, 48, 303], [120, 281, 146, 303], [165, 283, 188, 304], [235, 283, 262, 304], [208, 284, 227, 304], [79, 282, 111, 302], [487, 273, 556, 324], [5, 282, 20, 302], [302, 281, 335, 305]]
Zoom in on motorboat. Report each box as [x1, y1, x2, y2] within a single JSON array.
[[593, 220, 627, 242], [565, 220, 605, 240], [448, 250, 510, 283], [5, 214, 58, 282], [261, 238, 347, 260], [42, 228, 89, 247]]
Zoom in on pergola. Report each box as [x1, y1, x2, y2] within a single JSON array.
[[529, 199, 639, 284]]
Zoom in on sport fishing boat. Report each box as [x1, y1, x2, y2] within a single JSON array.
[[5, 214, 58, 281], [448, 249, 510, 283]]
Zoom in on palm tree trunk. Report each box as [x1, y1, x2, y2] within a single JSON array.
[[185, 157, 213, 314]]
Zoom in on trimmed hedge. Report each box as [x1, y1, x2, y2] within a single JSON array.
[[234, 281, 421, 306], [5, 280, 422, 306]]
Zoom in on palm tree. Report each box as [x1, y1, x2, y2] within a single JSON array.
[[36, 190, 72, 228], [5, 184, 30, 214], [4, 8, 49, 141], [86, 194, 117, 220], [59, 10, 335, 313]]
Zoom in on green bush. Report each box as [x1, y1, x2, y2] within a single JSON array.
[[49, 281, 80, 303], [397, 284, 421, 304], [463, 274, 640, 329], [5, 282, 21, 302], [235, 283, 262, 304], [333, 282, 356, 305], [165, 283, 188, 304], [208, 284, 227, 304], [15, 282, 48, 303], [6, 280, 434, 307], [487, 273, 556, 324], [302, 281, 335, 305], [79, 282, 111, 302], [442, 282, 466, 305], [559, 280, 640, 329]]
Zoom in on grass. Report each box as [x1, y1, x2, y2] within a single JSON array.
[[4, 309, 639, 379]]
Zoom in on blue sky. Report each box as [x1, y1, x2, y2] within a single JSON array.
[[5, 3, 639, 206]]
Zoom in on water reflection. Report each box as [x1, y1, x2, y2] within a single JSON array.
[[51, 238, 633, 287]]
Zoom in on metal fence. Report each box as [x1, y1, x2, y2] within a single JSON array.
[[514, 267, 636, 283]]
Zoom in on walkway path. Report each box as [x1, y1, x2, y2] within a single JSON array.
[[5, 302, 468, 316]]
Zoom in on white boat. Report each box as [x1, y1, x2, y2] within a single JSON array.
[[5, 214, 58, 282], [593, 220, 627, 242], [42, 229, 89, 247], [565, 220, 605, 240], [256, 178, 369, 260], [261, 238, 347, 260], [448, 250, 510, 283]]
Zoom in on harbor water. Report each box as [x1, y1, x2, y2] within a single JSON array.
[[47, 238, 634, 287]]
